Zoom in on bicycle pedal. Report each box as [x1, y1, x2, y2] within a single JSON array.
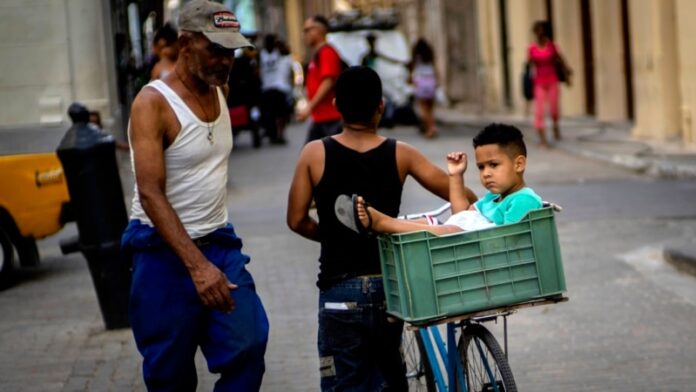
[[481, 381, 505, 392]]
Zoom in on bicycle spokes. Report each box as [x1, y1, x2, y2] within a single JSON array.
[[459, 324, 516, 392]]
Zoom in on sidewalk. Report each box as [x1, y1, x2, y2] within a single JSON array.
[[436, 106, 696, 275], [436, 107, 696, 179]]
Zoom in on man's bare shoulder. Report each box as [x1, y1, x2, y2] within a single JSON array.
[[129, 85, 174, 141], [299, 140, 326, 184], [395, 140, 422, 158], [299, 139, 324, 162], [131, 85, 166, 114]]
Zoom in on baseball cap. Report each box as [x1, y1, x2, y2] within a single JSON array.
[[178, 0, 252, 49]]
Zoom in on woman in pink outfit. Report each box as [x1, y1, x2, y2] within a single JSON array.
[[528, 21, 571, 147]]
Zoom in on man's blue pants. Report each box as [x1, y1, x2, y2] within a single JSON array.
[[122, 221, 269, 392]]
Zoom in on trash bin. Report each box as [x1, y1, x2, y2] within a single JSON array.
[[56, 103, 130, 330]]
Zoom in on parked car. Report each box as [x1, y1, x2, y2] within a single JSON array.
[[0, 152, 71, 287]]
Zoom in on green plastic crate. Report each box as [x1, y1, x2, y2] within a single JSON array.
[[378, 207, 566, 324]]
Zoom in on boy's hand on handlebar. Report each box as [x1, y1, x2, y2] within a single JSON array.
[[446, 152, 468, 176]]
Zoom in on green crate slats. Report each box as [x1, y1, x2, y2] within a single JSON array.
[[378, 207, 566, 324]]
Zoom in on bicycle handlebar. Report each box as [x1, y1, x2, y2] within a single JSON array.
[[398, 201, 563, 220], [399, 202, 452, 220]]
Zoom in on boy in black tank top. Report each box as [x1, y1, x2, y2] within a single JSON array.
[[287, 67, 477, 391]]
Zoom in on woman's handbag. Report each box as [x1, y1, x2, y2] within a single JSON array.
[[552, 42, 571, 85], [522, 62, 534, 101], [555, 58, 569, 84]]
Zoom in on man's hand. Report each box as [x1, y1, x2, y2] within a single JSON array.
[[296, 106, 311, 122], [190, 261, 238, 312], [446, 152, 468, 176]]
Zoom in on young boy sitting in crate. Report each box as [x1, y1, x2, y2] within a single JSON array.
[[336, 123, 543, 235]]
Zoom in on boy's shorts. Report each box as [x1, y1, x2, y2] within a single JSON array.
[[443, 210, 495, 231]]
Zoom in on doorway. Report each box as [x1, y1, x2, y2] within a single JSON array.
[[620, 0, 635, 120], [580, 0, 596, 115]]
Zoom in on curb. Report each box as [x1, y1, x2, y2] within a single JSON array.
[[557, 142, 696, 179], [435, 112, 696, 179], [663, 246, 696, 277]]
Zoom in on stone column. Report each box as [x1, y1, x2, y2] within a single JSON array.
[[552, 0, 586, 117], [424, 0, 448, 96], [285, 0, 305, 60], [66, 0, 111, 121], [675, 0, 696, 144], [590, 0, 628, 121], [475, 0, 504, 112], [629, 0, 681, 140]]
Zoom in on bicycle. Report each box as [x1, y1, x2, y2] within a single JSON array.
[[395, 202, 567, 391]]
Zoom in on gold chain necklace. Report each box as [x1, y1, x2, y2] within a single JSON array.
[[175, 70, 217, 145]]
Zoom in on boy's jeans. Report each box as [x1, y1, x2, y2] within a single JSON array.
[[122, 220, 269, 392], [318, 276, 407, 391]]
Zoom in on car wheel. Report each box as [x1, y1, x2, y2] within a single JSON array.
[[0, 224, 15, 288]]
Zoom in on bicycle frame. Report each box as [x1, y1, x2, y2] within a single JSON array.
[[416, 314, 509, 392], [418, 323, 466, 391]]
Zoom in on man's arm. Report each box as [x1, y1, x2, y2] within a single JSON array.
[[287, 142, 322, 241], [129, 89, 236, 312], [297, 47, 341, 121], [297, 77, 334, 121], [398, 142, 478, 203]]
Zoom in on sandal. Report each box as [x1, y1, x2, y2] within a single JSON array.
[[334, 194, 374, 236]]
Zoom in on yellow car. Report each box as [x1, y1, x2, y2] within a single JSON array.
[[0, 153, 70, 287]]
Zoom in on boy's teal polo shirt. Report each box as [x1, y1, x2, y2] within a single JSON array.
[[475, 187, 542, 225]]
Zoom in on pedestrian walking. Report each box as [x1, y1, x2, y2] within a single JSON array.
[[286, 66, 477, 391], [227, 43, 263, 145], [150, 22, 179, 80], [259, 34, 294, 144], [296, 15, 343, 143], [122, 1, 269, 390], [527, 20, 572, 147], [410, 38, 439, 139]]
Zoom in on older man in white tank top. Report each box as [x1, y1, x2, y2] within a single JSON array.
[[122, 1, 268, 390]]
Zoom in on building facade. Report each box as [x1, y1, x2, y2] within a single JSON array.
[[0, 0, 117, 129], [4, 0, 692, 148], [294, 0, 695, 147], [472, 0, 695, 145]]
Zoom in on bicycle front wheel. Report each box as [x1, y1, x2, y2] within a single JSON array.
[[402, 327, 436, 392], [458, 324, 517, 392]]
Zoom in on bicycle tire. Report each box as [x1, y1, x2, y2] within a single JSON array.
[[0, 223, 15, 289], [458, 324, 517, 392], [402, 326, 437, 392]]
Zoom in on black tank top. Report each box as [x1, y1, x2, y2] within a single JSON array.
[[313, 136, 403, 290]]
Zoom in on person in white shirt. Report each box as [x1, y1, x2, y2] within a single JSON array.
[[259, 34, 294, 144]]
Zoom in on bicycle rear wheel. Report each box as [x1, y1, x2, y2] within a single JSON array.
[[458, 324, 517, 392], [402, 327, 436, 392]]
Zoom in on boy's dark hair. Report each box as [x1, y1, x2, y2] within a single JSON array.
[[335, 66, 383, 125], [154, 22, 178, 46], [312, 15, 330, 31], [473, 123, 527, 158]]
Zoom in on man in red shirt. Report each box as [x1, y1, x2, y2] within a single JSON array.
[[297, 15, 343, 143]]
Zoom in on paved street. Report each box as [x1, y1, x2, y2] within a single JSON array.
[[1, 119, 695, 391]]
